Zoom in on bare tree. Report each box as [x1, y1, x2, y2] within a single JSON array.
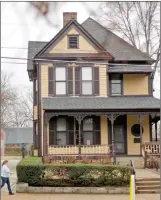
[[5, 86, 33, 128], [98, 2, 160, 72], [1, 71, 33, 128], [1, 71, 17, 128]]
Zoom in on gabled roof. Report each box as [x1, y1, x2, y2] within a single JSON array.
[[82, 18, 154, 62], [42, 96, 160, 111], [27, 17, 154, 71], [27, 41, 47, 70], [35, 20, 112, 59]]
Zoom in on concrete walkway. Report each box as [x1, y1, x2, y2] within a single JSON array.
[[1, 192, 160, 200], [136, 169, 160, 179]]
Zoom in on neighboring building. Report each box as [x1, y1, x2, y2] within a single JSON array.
[[4, 128, 33, 145], [27, 12, 160, 161]]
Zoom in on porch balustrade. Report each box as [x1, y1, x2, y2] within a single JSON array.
[[48, 144, 110, 155], [143, 142, 160, 154]]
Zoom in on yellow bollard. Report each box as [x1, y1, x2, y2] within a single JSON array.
[[130, 175, 135, 200]]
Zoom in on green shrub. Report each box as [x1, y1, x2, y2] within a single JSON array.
[[16, 157, 45, 185], [17, 160, 131, 187]]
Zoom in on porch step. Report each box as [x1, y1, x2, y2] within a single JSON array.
[[137, 189, 160, 194], [136, 178, 160, 194]]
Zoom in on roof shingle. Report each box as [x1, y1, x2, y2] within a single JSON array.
[[42, 96, 160, 111]]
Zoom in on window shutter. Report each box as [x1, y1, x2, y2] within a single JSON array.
[[68, 66, 73, 95], [93, 116, 101, 144], [75, 67, 81, 95], [67, 117, 74, 145], [93, 67, 99, 95], [48, 67, 55, 96], [49, 117, 56, 145]]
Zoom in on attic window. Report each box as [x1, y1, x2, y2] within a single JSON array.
[[68, 36, 78, 49]]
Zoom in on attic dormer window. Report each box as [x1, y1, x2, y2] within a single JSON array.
[[68, 35, 78, 49]]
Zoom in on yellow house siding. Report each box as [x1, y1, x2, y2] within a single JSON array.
[[41, 64, 48, 97], [123, 74, 149, 95], [33, 106, 38, 120], [101, 116, 108, 145], [49, 27, 99, 54], [127, 115, 150, 155], [99, 65, 107, 96]]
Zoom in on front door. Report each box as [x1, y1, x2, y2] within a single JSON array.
[[114, 125, 126, 154]]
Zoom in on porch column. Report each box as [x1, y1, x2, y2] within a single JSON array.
[[107, 114, 120, 164], [155, 121, 158, 141], [139, 114, 144, 155], [75, 114, 87, 157], [43, 112, 48, 156]]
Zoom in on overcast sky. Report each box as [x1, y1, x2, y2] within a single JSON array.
[[1, 2, 160, 98]]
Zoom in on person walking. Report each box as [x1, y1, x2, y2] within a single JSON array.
[[1, 160, 14, 195]]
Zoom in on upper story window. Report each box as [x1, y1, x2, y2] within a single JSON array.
[[55, 67, 66, 95], [68, 36, 78, 49], [82, 67, 92, 95], [110, 74, 122, 96]]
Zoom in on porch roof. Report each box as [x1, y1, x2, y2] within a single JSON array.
[[42, 96, 160, 111]]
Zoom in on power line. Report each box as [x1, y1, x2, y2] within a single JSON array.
[[1, 46, 159, 56], [1, 46, 28, 49], [1, 61, 27, 65], [1, 56, 154, 67]]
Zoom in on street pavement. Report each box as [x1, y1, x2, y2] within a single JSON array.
[[1, 193, 160, 200]]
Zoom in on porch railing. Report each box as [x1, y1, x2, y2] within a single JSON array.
[[48, 144, 110, 155], [143, 142, 160, 154], [142, 142, 160, 169]]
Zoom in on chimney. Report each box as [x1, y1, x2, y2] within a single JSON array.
[[63, 12, 77, 26]]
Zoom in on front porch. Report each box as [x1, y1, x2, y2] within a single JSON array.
[[39, 96, 160, 163], [43, 111, 159, 162]]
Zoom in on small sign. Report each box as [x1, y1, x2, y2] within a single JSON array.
[[134, 138, 141, 143], [87, 140, 90, 145]]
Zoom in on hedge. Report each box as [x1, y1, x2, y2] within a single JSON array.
[[17, 157, 132, 187]]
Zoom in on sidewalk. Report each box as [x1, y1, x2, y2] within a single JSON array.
[[1, 192, 160, 200], [136, 169, 160, 179]]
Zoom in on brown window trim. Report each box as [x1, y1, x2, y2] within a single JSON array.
[[67, 35, 79, 49], [81, 66, 94, 96], [55, 67, 67, 96], [82, 117, 94, 145], [109, 74, 123, 96]]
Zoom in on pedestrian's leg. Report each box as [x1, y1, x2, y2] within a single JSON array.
[[6, 178, 13, 194], [1, 177, 6, 188]]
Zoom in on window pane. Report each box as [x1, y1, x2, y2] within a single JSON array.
[[69, 36, 78, 48], [83, 118, 93, 131], [111, 83, 121, 95], [82, 82, 92, 95], [83, 132, 93, 145], [56, 67, 66, 81], [56, 82, 66, 95], [57, 118, 66, 131], [57, 132, 66, 145], [82, 67, 92, 80]]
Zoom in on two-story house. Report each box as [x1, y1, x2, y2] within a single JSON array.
[[27, 12, 160, 163]]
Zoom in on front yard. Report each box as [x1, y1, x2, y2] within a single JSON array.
[[16, 157, 131, 187]]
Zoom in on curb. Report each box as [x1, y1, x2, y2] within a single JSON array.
[[16, 183, 129, 194]]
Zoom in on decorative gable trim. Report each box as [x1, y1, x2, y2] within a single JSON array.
[[34, 20, 113, 60]]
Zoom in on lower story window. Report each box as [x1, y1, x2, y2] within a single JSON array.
[[83, 118, 93, 145], [56, 118, 67, 145]]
